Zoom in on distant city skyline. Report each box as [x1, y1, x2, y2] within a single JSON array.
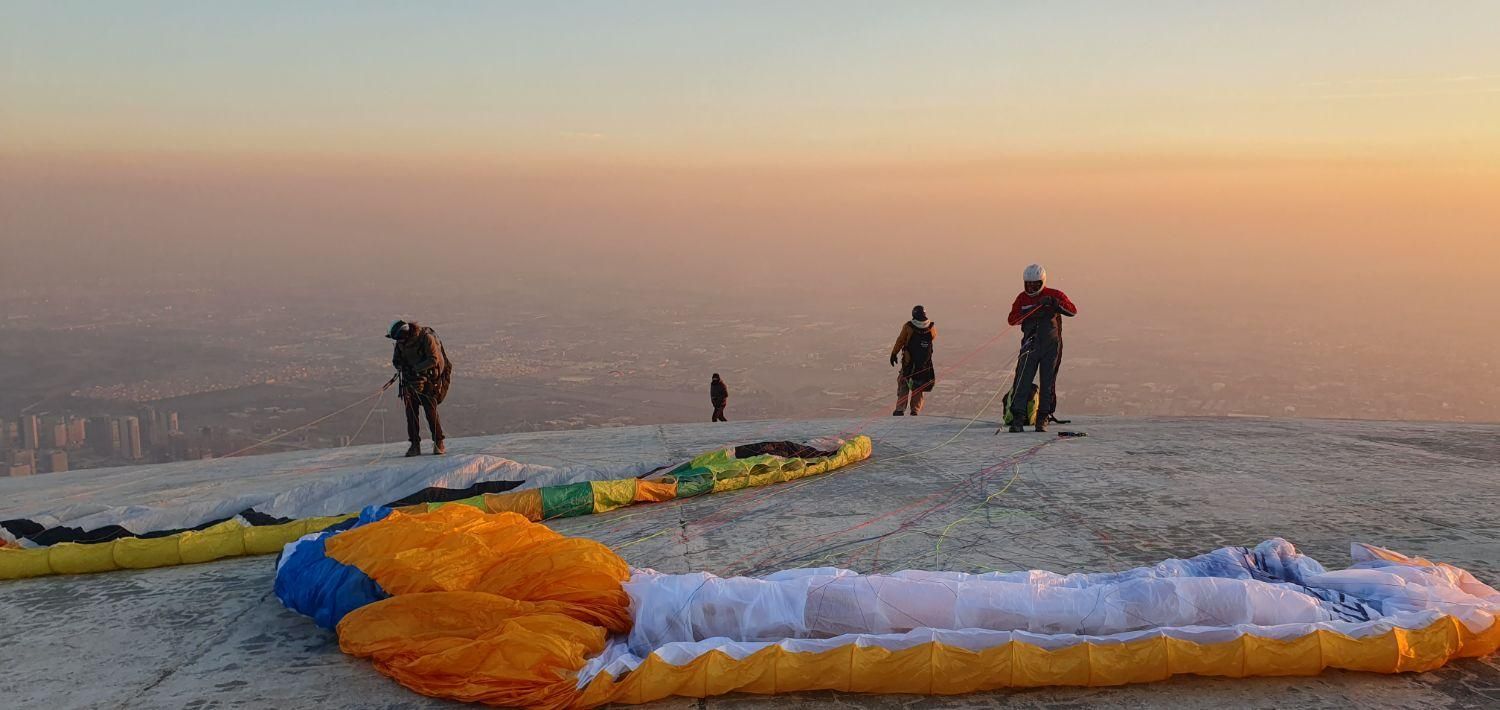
[[1, 408, 195, 476]]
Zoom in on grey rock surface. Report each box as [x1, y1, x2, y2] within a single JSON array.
[[2, 416, 1497, 709]]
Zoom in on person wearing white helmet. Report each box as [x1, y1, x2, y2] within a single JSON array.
[[1005, 264, 1077, 432]]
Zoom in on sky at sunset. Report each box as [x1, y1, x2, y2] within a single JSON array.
[[5, 1, 1500, 162], [3, 1, 1498, 320]]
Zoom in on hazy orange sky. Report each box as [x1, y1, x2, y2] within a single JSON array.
[[2, 2, 1498, 308], [5, 2, 1500, 161]]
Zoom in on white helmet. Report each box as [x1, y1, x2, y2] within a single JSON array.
[[1023, 263, 1046, 295]]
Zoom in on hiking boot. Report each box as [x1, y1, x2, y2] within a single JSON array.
[[1034, 420, 1048, 433], [1008, 423, 1025, 433], [892, 410, 905, 416], [432, 440, 447, 455], [404, 442, 422, 457]]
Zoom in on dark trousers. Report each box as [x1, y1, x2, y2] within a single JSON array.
[[711, 401, 727, 422], [403, 390, 444, 444], [895, 374, 930, 414], [1011, 338, 1063, 419]]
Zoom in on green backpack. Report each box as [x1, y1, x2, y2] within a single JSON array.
[[1002, 389, 1040, 426], [433, 339, 454, 405]]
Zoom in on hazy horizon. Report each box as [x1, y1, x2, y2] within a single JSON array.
[[2, 2, 1497, 456]]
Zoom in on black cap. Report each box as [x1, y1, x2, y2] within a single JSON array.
[[912, 305, 927, 320]]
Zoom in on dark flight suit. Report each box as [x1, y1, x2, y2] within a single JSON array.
[[1007, 288, 1077, 422]]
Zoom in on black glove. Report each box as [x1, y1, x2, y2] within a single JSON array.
[[1040, 296, 1057, 309], [890, 354, 899, 367]]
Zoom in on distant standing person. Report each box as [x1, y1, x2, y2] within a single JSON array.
[[710, 373, 729, 422], [890, 305, 937, 416], [388, 320, 452, 456], [1006, 264, 1077, 433]]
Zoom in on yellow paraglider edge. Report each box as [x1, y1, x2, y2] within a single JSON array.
[[0, 436, 872, 581], [0, 515, 354, 579], [576, 615, 1500, 707]]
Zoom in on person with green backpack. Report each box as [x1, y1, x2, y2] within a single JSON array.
[[387, 320, 454, 456], [1004, 264, 1077, 433]]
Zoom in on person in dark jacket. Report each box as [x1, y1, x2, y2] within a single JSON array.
[[710, 373, 729, 422], [890, 305, 937, 416], [388, 320, 449, 456], [1005, 264, 1077, 433]]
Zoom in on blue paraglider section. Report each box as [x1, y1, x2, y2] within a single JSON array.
[[274, 506, 392, 630]]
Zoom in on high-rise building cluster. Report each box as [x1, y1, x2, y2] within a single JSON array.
[[0, 408, 193, 476]]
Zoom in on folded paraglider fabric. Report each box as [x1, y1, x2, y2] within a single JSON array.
[[0, 436, 871, 579], [273, 508, 391, 629], [442, 436, 872, 523], [343, 592, 610, 708], [277, 505, 630, 708], [3, 454, 656, 546], [0, 514, 353, 580], [274, 507, 1500, 709]]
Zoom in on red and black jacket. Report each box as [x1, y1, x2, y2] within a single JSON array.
[[1007, 288, 1077, 340]]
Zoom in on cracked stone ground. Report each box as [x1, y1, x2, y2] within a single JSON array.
[[1, 417, 1496, 709]]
